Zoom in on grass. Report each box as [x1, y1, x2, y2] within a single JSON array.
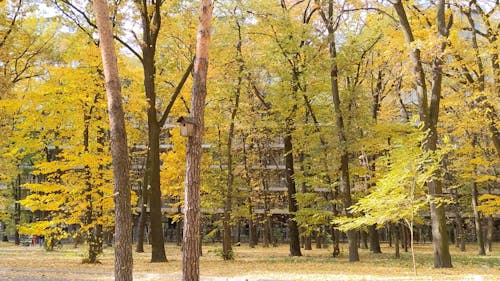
[[0, 241, 498, 280]]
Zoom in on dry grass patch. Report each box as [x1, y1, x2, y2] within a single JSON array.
[[0, 241, 498, 280]]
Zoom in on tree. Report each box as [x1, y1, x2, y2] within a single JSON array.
[[93, 0, 132, 280], [0, 0, 58, 244], [337, 126, 447, 275], [52, 0, 195, 261], [183, 0, 212, 280], [391, 0, 453, 268], [317, 0, 359, 262]]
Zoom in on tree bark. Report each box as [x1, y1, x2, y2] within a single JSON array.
[[393, 0, 452, 268], [387, 224, 392, 247], [394, 223, 400, 259], [222, 17, 244, 260], [318, 0, 358, 262], [368, 225, 382, 253], [145, 68, 166, 263], [182, 1, 212, 280], [486, 215, 493, 252], [315, 232, 322, 249], [284, 132, 302, 257], [1, 222, 8, 242], [93, 1, 132, 280], [453, 191, 466, 252], [134, 0, 167, 263], [360, 230, 368, 249], [471, 182, 486, 255], [14, 174, 20, 245], [135, 159, 149, 253]]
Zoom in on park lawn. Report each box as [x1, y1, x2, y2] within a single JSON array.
[[0, 241, 498, 280]]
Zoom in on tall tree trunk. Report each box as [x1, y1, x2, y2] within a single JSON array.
[[222, 18, 244, 260], [486, 215, 493, 252], [368, 225, 382, 253], [284, 132, 302, 257], [1, 222, 8, 242], [14, 174, 20, 245], [332, 226, 340, 257], [83, 117, 101, 263], [147, 118, 166, 262], [236, 220, 241, 244], [387, 224, 392, 247], [182, 1, 212, 280], [135, 0, 167, 263], [136, 152, 150, 253], [93, 1, 132, 280], [360, 230, 368, 249], [249, 216, 257, 248], [88, 225, 103, 263], [471, 182, 486, 255], [319, 0, 358, 262], [453, 190, 466, 252], [402, 225, 408, 253], [243, 138, 256, 248], [394, 223, 400, 259], [176, 219, 182, 246], [263, 187, 271, 248], [393, 0, 452, 268], [304, 235, 312, 250], [315, 232, 322, 249], [330, 189, 341, 256]]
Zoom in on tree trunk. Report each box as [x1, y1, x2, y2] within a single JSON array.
[[394, 223, 400, 259], [284, 133, 302, 257], [316, 232, 322, 249], [14, 174, 20, 246], [136, 154, 150, 253], [402, 225, 408, 253], [88, 224, 103, 263], [182, 1, 212, 280], [243, 139, 256, 248], [471, 182, 486, 255], [147, 106, 166, 262], [93, 1, 132, 280], [393, 0, 452, 268], [453, 191, 466, 252], [486, 215, 493, 252], [236, 220, 241, 244], [304, 235, 312, 250], [176, 219, 182, 246], [1, 222, 8, 241], [249, 217, 256, 248], [360, 230, 368, 249], [388, 224, 392, 247], [319, 1, 358, 261], [222, 29, 243, 258], [368, 225, 382, 253], [331, 226, 340, 257], [263, 214, 271, 248], [134, 0, 167, 263]]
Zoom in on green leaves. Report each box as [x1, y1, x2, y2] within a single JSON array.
[[335, 127, 440, 231]]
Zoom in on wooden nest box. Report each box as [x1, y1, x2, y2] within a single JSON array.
[[177, 116, 196, 137]]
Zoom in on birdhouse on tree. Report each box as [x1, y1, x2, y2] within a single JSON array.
[[177, 116, 196, 137]]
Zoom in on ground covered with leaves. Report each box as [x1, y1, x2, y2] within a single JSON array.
[[0, 242, 498, 280]]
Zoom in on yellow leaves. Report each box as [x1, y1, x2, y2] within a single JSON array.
[[475, 175, 497, 183], [478, 194, 500, 216], [160, 133, 186, 197]]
